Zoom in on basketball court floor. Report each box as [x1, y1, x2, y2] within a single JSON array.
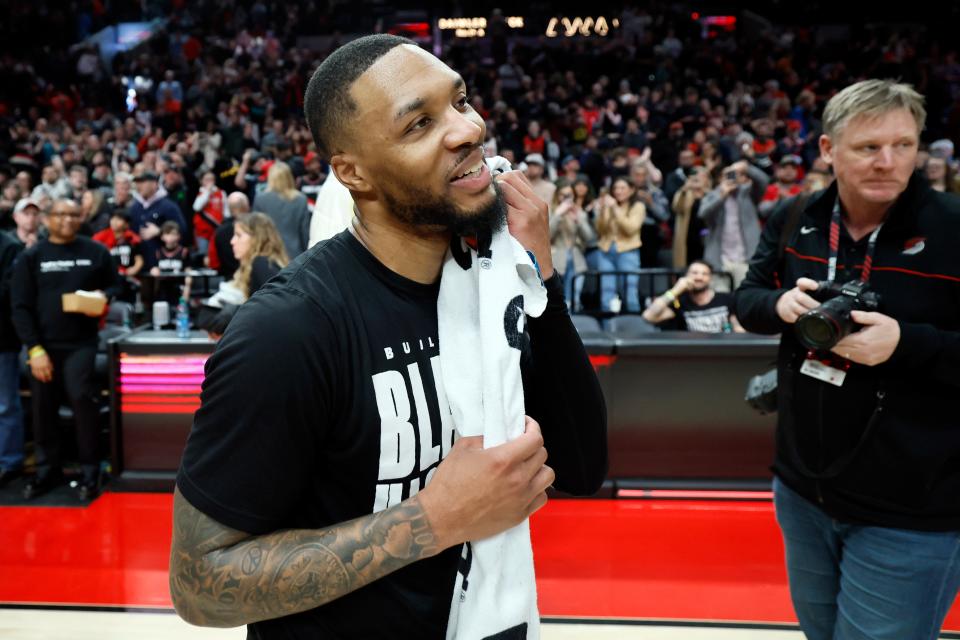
[[2, 490, 957, 638]]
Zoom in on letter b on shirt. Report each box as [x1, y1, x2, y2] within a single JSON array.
[[372, 370, 416, 479]]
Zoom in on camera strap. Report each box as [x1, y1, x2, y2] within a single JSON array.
[[827, 198, 883, 283]]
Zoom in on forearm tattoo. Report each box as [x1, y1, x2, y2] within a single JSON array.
[[169, 488, 442, 627]]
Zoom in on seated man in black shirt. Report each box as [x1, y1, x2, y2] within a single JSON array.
[[642, 260, 745, 332], [170, 35, 607, 638], [10, 199, 122, 500]]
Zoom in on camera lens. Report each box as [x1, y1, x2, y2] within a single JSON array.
[[795, 296, 856, 350], [795, 310, 840, 350]]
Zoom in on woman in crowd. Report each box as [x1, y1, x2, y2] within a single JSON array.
[[550, 181, 597, 310], [80, 189, 109, 233], [231, 212, 289, 299], [252, 162, 311, 259], [199, 212, 289, 338], [595, 176, 645, 312], [923, 156, 958, 193]]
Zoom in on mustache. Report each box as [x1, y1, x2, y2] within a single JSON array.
[[449, 143, 484, 176]]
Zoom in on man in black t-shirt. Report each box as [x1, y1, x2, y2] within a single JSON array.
[[11, 199, 122, 501], [170, 35, 607, 639], [643, 260, 745, 332]]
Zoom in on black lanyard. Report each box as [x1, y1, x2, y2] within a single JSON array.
[[827, 197, 883, 283]]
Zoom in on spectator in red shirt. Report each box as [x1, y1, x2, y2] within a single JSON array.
[[92, 210, 144, 276], [192, 171, 228, 255], [522, 120, 546, 156], [759, 155, 804, 217]]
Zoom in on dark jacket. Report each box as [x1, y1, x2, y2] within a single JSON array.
[[129, 196, 187, 237], [0, 232, 24, 352], [735, 174, 960, 531]]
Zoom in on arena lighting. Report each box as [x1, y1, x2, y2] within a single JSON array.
[[703, 15, 737, 28], [437, 16, 524, 38], [388, 22, 431, 38], [617, 489, 774, 501], [118, 354, 208, 414], [545, 16, 620, 38]]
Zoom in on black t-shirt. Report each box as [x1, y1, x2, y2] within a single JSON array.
[[179, 232, 461, 638], [178, 230, 607, 639], [249, 255, 280, 296], [148, 245, 190, 272], [10, 237, 121, 348], [107, 235, 142, 271], [667, 291, 734, 333]]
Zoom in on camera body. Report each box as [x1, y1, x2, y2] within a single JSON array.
[[794, 280, 881, 351], [724, 169, 738, 182]]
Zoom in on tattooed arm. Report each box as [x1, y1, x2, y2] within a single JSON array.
[[169, 487, 441, 627], [170, 416, 553, 627]]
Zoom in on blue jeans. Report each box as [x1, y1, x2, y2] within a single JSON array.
[[596, 244, 640, 312], [562, 254, 585, 311], [774, 477, 960, 640], [0, 350, 24, 471]]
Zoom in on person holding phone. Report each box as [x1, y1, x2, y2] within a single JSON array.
[[697, 159, 770, 291], [550, 183, 596, 309]]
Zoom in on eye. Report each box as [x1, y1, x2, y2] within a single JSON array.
[[455, 94, 469, 109], [409, 116, 432, 132]]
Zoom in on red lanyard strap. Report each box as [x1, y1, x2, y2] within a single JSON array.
[[827, 197, 883, 283]]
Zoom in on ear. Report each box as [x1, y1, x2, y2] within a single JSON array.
[[330, 153, 374, 195], [819, 134, 834, 166]]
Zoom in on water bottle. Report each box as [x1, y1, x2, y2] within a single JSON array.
[[176, 297, 191, 339]]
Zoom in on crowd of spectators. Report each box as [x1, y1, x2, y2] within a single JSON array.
[[3, 2, 960, 318], [0, 1, 957, 498]]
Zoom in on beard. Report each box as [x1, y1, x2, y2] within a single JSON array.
[[690, 282, 710, 294], [382, 178, 507, 237]]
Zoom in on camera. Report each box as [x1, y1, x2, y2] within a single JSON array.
[[724, 169, 738, 181], [794, 280, 881, 350]]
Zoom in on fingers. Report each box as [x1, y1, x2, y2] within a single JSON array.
[[519, 440, 549, 473], [497, 178, 533, 213], [497, 168, 534, 193], [498, 417, 543, 460], [796, 277, 820, 292], [524, 465, 555, 516], [849, 310, 882, 325], [525, 491, 548, 517], [497, 172, 547, 219], [793, 291, 820, 311]]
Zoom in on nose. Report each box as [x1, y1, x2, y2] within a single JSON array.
[[875, 146, 895, 169], [443, 107, 483, 152]]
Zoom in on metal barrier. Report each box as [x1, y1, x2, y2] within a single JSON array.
[[570, 269, 735, 315]]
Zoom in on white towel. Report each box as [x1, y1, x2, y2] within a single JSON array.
[[438, 157, 548, 640], [308, 173, 356, 248]]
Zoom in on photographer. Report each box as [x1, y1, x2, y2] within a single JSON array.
[[698, 158, 769, 291], [735, 80, 960, 640]]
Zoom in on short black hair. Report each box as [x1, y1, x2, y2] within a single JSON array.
[[304, 34, 414, 159], [688, 259, 714, 274]]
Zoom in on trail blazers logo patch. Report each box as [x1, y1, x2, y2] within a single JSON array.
[[902, 237, 926, 255]]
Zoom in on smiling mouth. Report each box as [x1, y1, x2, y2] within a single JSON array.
[[450, 161, 484, 182]]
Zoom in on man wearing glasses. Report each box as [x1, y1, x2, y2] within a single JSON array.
[[10, 199, 121, 501]]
